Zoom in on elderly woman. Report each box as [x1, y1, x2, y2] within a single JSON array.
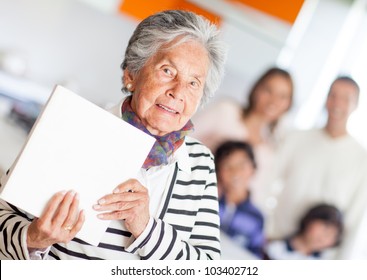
[[0, 10, 226, 260]]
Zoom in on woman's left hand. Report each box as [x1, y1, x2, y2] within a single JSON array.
[[93, 179, 150, 238]]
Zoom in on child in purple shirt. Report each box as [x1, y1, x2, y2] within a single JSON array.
[[215, 141, 264, 258]]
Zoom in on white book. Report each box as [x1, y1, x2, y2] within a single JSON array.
[[0, 85, 155, 246]]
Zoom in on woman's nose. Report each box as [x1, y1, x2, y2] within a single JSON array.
[[168, 81, 185, 101]]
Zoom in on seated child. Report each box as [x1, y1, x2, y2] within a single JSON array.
[[265, 203, 343, 259], [215, 141, 264, 258]]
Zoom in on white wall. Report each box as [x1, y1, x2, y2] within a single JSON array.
[[0, 0, 137, 106], [215, 20, 285, 105]]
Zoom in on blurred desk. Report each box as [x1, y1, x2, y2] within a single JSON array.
[[0, 114, 27, 172], [220, 231, 259, 260]]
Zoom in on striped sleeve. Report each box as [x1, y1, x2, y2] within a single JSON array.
[[0, 173, 33, 259], [125, 146, 221, 260], [0, 200, 33, 260]]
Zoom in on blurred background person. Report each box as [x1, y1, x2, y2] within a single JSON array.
[[215, 141, 264, 258], [192, 67, 293, 218], [265, 203, 343, 260], [268, 76, 367, 259]]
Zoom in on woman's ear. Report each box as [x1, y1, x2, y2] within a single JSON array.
[[123, 69, 135, 92]]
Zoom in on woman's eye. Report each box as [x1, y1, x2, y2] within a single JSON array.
[[163, 68, 172, 75], [190, 81, 199, 88]]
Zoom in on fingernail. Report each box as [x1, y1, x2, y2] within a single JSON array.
[[69, 190, 76, 196], [97, 214, 104, 219], [75, 193, 80, 200], [93, 204, 101, 210], [113, 188, 120, 194], [98, 198, 106, 205]]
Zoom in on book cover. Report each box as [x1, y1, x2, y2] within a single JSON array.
[[0, 85, 155, 246]]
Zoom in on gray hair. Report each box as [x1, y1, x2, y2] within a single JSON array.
[[121, 10, 227, 104]]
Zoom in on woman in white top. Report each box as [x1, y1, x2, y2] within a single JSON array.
[[192, 67, 294, 214]]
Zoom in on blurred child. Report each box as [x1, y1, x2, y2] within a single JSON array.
[[265, 204, 343, 259], [215, 141, 264, 258]]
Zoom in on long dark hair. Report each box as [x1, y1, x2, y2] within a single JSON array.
[[243, 67, 294, 130]]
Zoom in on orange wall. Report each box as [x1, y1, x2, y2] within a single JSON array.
[[119, 0, 221, 25], [227, 0, 304, 24]]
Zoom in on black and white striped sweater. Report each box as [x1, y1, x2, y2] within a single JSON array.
[[0, 137, 220, 260]]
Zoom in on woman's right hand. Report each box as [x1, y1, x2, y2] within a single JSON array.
[[26, 190, 85, 249]]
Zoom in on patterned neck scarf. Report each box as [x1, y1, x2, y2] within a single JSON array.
[[121, 97, 194, 169]]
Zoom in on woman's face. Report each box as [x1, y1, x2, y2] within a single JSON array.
[[252, 74, 292, 122], [126, 40, 209, 136]]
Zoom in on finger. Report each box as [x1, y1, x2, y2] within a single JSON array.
[[93, 200, 138, 212], [41, 191, 67, 222], [97, 209, 130, 220], [96, 192, 146, 207], [52, 190, 76, 227], [61, 192, 80, 229], [113, 179, 147, 194], [69, 210, 85, 237]]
